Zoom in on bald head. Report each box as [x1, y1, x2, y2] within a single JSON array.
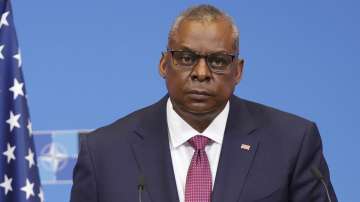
[[168, 4, 239, 55]]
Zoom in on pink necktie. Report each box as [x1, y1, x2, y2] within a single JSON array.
[[185, 135, 212, 202]]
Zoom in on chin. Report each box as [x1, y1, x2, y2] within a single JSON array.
[[185, 103, 218, 114]]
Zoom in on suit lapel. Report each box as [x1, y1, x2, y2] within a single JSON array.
[[131, 96, 179, 202], [212, 96, 260, 202]]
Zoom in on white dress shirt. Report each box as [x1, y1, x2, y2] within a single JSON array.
[[166, 98, 230, 202]]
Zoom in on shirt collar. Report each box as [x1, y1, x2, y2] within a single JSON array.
[[166, 98, 229, 149]]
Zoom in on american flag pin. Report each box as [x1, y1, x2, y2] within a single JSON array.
[[241, 144, 251, 151]]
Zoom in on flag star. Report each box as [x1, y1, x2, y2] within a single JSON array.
[[25, 148, 35, 168], [21, 178, 35, 200], [13, 49, 22, 67], [9, 78, 24, 100], [0, 11, 10, 29], [6, 111, 21, 131], [0, 175, 13, 195], [27, 119, 33, 136], [38, 188, 45, 202], [0, 44, 4, 60], [2, 143, 16, 163]]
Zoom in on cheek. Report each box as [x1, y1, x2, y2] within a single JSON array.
[[165, 70, 187, 95], [214, 77, 237, 98]]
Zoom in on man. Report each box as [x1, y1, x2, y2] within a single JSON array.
[[70, 4, 337, 202]]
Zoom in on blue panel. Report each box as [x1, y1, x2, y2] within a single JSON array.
[[38, 163, 56, 182], [33, 133, 52, 156], [43, 184, 72, 202], [33, 131, 79, 202], [52, 131, 79, 156], [57, 158, 77, 181], [34, 133, 57, 182]]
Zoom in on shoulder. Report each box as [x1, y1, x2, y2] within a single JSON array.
[[232, 96, 323, 166], [232, 96, 317, 142], [243, 97, 313, 127], [83, 97, 165, 147]]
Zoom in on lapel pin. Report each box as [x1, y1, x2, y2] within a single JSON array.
[[241, 144, 251, 151]]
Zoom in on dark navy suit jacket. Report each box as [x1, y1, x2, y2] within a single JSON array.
[[70, 95, 337, 202]]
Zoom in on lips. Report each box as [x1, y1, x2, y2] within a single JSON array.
[[186, 90, 213, 100], [188, 90, 212, 96]]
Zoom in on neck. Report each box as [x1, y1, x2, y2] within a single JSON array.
[[172, 102, 227, 133]]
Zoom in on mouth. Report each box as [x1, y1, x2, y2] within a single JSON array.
[[186, 90, 213, 100]]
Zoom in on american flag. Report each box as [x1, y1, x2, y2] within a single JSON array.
[[0, 0, 44, 201]]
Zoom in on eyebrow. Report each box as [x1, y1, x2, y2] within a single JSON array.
[[172, 45, 232, 55]]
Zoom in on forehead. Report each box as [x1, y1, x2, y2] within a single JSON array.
[[170, 19, 236, 53]]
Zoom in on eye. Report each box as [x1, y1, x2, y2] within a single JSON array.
[[180, 54, 195, 64], [208, 54, 232, 69], [179, 53, 196, 65], [173, 51, 197, 66], [212, 58, 226, 66]]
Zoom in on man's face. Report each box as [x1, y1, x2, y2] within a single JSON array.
[[159, 19, 243, 115]]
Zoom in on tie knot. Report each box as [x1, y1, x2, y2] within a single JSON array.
[[188, 135, 210, 150]]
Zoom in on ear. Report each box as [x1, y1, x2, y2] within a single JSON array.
[[159, 52, 167, 78], [234, 58, 244, 84]]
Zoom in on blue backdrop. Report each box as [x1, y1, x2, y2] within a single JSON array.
[[11, 0, 360, 201]]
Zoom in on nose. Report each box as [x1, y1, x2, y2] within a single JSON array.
[[190, 58, 212, 82]]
